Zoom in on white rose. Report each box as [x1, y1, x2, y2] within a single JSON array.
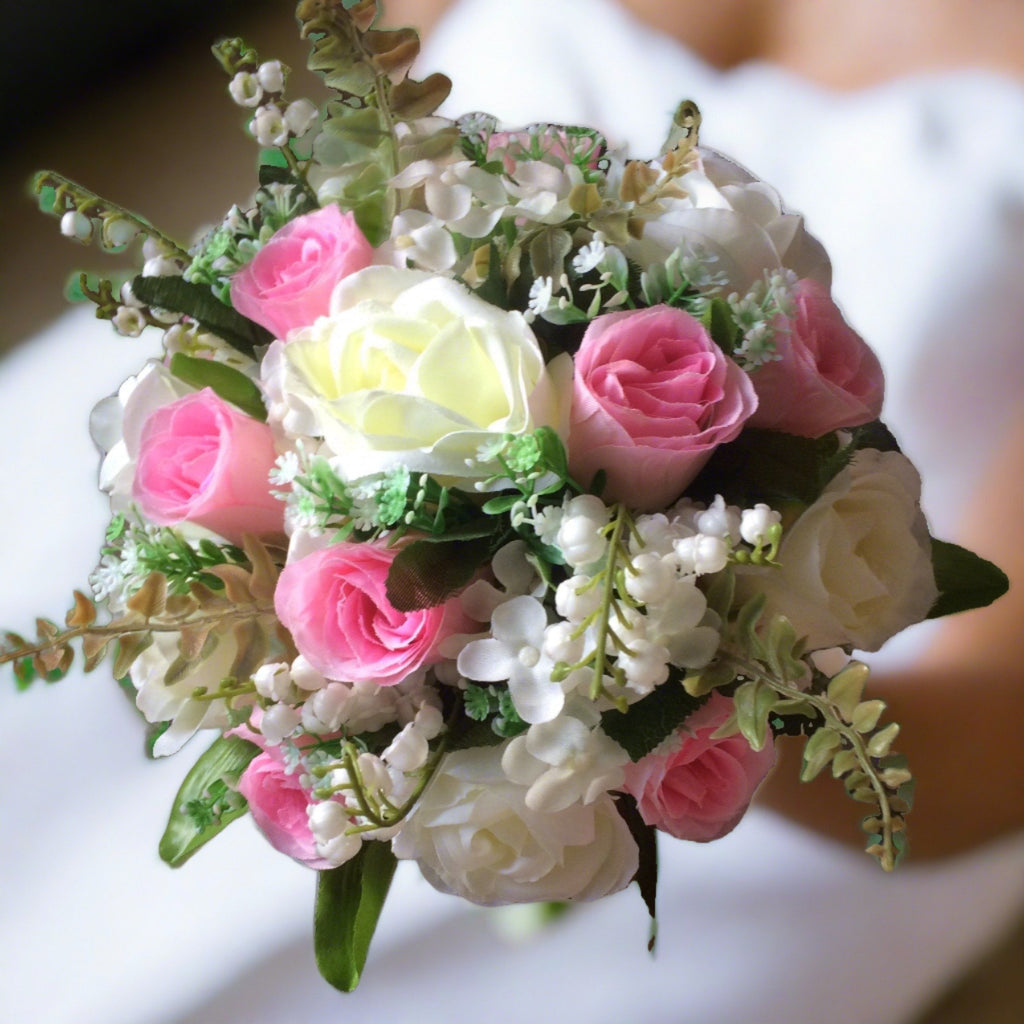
[[262, 266, 566, 483], [393, 745, 638, 906], [741, 449, 938, 651], [131, 632, 236, 756], [626, 149, 831, 293]]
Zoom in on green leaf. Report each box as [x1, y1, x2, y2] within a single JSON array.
[[602, 675, 709, 761], [800, 726, 842, 782], [169, 353, 268, 421], [130, 275, 274, 357], [700, 297, 739, 353], [158, 735, 259, 867], [927, 538, 1009, 619], [385, 534, 494, 611], [613, 792, 658, 952], [314, 841, 398, 993]]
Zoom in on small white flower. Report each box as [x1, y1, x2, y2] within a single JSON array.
[[112, 306, 147, 338], [269, 450, 301, 487], [382, 721, 430, 771], [501, 707, 628, 812], [572, 238, 606, 275], [284, 98, 318, 137], [228, 70, 263, 107], [554, 575, 603, 624], [256, 60, 285, 94], [527, 275, 555, 318], [142, 255, 181, 278], [556, 494, 611, 567], [60, 210, 92, 242], [695, 495, 741, 542], [260, 703, 302, 746], [740, 503, 782, 546], [252, 663, 293, 702], [250, 103, 290, 147], [458, 595, 566, 724], [308, 801, 362, 866], [675, 533, 731, 575], [101, 216, 139, 249], [616, 638, 671, 696], [623, 551, 675, 605]]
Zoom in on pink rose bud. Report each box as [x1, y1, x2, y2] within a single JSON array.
[[237, 752, 336, 870], [748, 278, 884, 437], [230, 204, 374, 339], [133, 388, 284, 544], [274, 541, 471, 686], [622, 692, 776, 842], [568, 306, 758, 510]]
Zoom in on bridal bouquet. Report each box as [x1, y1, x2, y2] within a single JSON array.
[[4, 0, 1005, 992]]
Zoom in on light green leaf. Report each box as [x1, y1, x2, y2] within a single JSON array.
[[800, 727, 842, 782], [169, 354, 267, 421], [826, 661, 870, 722], [314, 841, 398, 993], [158, 735, 259, 867]]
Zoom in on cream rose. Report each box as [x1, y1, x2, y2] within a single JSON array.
[[262, 266, 565, 482], [740, 449, 938, 652], [393, 745, 638, 906]]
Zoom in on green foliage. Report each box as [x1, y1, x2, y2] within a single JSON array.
[[314, 840, 398, 992], [927, 538, 1009, 619], [158, 735, 259, 867], [130, 275, 272, 357], [613, 792, 659, 952], [461, 683, 527, 738], [712, 597, 912, 871], [601, 671, 709, 760], [169, 353, 267, 421], [296, 0, 452, 245]]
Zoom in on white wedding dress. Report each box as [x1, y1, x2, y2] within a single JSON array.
[[2, 1, 1023, 1021]]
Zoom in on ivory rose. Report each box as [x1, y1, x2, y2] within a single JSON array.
[[230, 204, 374, 339], [133, 388, 284, 544], [626, 149, 833, 294], [568, 305, 757, 509], [237, 751, 335, 870], [748, 279, 884, 437], [262, 266, 565, 482], [741, 449, 938, 651], [622, 692, 776, 842], [393, 745, 638, 905], [274, 540, 470, 686]]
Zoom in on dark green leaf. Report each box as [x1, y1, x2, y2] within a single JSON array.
[[314, 841, 398, 993], [927, 539, 1009, 619], [169, 353, 268, 421], [613, 792, 658, 951], [385, 535, 494, 611], [130, 275, 274, 357], [158, 735, 259, 867], [601, 675, 709, 761], [701, 297, 739, 353]]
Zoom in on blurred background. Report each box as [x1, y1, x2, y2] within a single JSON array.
[[1, 2, 1021, 1022]]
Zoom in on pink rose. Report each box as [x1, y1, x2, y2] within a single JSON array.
[[748, 279, 884, 437], [568, 306, 758, 509], [622, 693, 776, 842], [230, 204, 374, 339], [237, 751, 335, 870], [274, 541, 470, 686], [133, 388, 284, 543]]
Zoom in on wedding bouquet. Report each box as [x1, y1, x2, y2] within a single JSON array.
[[4, 0, 1006, 992]]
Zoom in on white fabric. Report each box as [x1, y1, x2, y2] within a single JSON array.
[[2, 1, 1023, 1020]]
